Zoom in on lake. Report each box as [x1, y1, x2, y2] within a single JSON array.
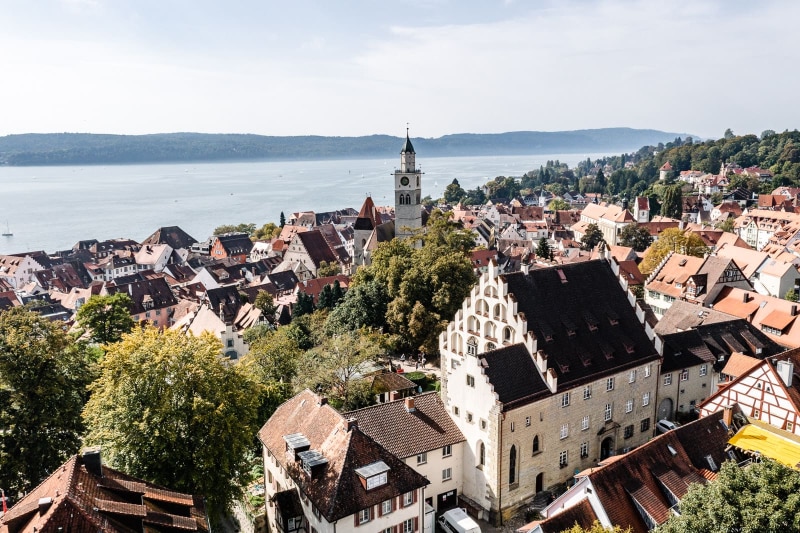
[[0, 152, 604, 255]]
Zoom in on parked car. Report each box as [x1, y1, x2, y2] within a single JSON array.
[[438, 508, 481, 533], [656, 419, 679, 434]]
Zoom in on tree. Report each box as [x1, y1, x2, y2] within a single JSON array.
[[581, 223, 605, 251], [548, 198, 570, 211], [660, 185, 683, 219], [463, 187, 486, 206], [640, 228, 709, 274], [656, 460, 800, 533], [443, 178, 466, 204], [716, 217, 735, 233], [293, 292, 316, 319], [83, 327, 260, 521], [785, 288, 799, 302], [253, 222, 280, 240], [0, 307, 95, 496], [724, 128, 735, 139], [76, 293, 135, 345], [618, 224, 653, 252], [294, 330, 381, 411], [279, 211, 286, 227], [213, 223, 256, 236], [561, 521, 631, 533], [325, 279, 390, 334], [316, 260, 340, 277], [254, 290, 277, 320], [537, 237, 554, 261]]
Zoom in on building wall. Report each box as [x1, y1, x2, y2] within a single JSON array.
[[656, 362, 713, 421], [403, 442, 464, 513]]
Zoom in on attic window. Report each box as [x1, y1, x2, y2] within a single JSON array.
[[607, 310, 619, 326], [283, 433, 310, 461], [600, 341, 614, 360], [355, 461, 390, 490], [667, 445, 678, 456], [678, 259, 687, 267], [298, 450, 328, 477]]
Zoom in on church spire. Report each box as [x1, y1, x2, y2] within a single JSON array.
[[401, 127, 415, 154]]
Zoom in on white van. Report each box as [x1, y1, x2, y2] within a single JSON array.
[[437, 508, 481, 533]]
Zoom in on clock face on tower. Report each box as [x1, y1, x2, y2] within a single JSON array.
[[400, 176, 409, 186]]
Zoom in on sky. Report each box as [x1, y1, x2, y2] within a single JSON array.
[[1, 0, 798, 140]]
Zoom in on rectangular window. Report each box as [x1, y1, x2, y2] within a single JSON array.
[[403, 518, 414, 533], [480, 419, 487, 430], [453, 406, 460, 416], [604, 403, 612, 422], [359, 508, 370, 524], [559, 450, 568, 467], [644, 365, 651, 378], [560, 423, 569, 439], [466, 375, 475, 387], [525, 416, 531, 426], [443, 444, 452, 457], [606, 377, 615, 391], [583, 385, 592, 400], [403, 491, 413, 507], [643, 392, 650, 406], [700, 364, 707, 377], [582, 415, 589, 430], [561, 392, 570, 407], [788, 421, 795, 432], [629, 370, 636, 383], [510, 421, 515, 432], [624, 425, 634, 439], [641, 418, 650, 432], [625, 399, 633, 413], [467, 412, 474, 423], [442, 467, 452, 481], [382, 500, 392, 515], [417, 452, 427, 465], [580, 442, 589, 458], [753, 408, 760, 419], [680, 369, 689, 382], [664, 374, 672, 386]]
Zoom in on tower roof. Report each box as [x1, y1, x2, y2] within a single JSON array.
[[401, 131, 415, 154]]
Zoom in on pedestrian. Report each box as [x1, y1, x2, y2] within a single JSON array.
[[415, 361, 418, 370]]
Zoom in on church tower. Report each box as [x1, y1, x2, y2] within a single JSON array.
[[394, 130, 423, 241]]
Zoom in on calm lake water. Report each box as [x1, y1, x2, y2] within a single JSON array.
[[0, 153, 604, 255]]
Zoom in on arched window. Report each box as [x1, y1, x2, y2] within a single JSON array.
[[503, 327, 513, 343], [405, 193, 411, 204], [467, 337, 478, 356], [486, 342, 496, 351], [399, 195, 405, 205], [479, 441, 485, 466], [509, 445, 517, 485], [533, 435, 540, 454]]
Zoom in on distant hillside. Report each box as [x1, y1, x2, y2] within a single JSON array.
[[0, 128, 692, 166]]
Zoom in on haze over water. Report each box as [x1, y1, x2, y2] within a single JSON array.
[[0, 153, 604, 255]]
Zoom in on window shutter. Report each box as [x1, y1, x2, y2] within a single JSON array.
[[412, 489, 417, 504], [354, 512, 359, 527], [414, 517, 419, 532], [378, 502, 382, 517]]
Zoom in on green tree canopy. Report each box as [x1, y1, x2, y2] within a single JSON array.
[[560, 521, 631, 533], [443, 178, 466, 204], [325, 279, 390, 334], [536, 237, 554, 261], [656, 460, 800, 533], [660, 185, 683, 219], [213, 222, 257, 236], [253, 222, 280, 240], [548, 198, 571, 211], [76, 293, 135, 345], [640, 228, 709, 275], [581, 223, 605, 251], [0, 307, 95, 496], [618, 224, 653, 252], [83, 327, 260, 521], [254, 290, 277, 319], [316, 260, 341, 277]]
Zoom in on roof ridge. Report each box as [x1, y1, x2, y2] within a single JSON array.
[[344, 391, 437, 415]]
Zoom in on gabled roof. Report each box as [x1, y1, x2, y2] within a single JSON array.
[[504, 260, 658, 392], [258, 390, 428, 523], [532, 497, 597, 533], [142, 226, 197, 250], [105, 277, 177, 314], [579, 412, 728, 533], [344, 392, 465, 459], [354, 196, 380, 231], [214, 233, 254, 256], [296, 230, 339, 268], [0, 452, 208, 533]]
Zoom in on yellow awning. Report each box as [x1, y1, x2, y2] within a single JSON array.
[[729, 423, 800, 469]]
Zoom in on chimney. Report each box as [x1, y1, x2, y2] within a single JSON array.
[[346, 417, 358, 432], [389, 390, 401, 402], [792, 305, 798, 317], [722, 405, 733, 429], [520, 262, 530, 275], [404, 397, 416, 413], [742, 292, 749, 303], [776, 360, 794, 388], [81, 447, 103, 477], [545, 367, 558, 393], [318, 396, 328, 406]]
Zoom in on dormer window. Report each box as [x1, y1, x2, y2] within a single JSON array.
[[355, 461, 390, 490]]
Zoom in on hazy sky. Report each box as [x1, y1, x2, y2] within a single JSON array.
[[1, 0, 797, 139]]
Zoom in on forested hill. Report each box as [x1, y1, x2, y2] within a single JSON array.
[[0, 128, 689, 166]]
